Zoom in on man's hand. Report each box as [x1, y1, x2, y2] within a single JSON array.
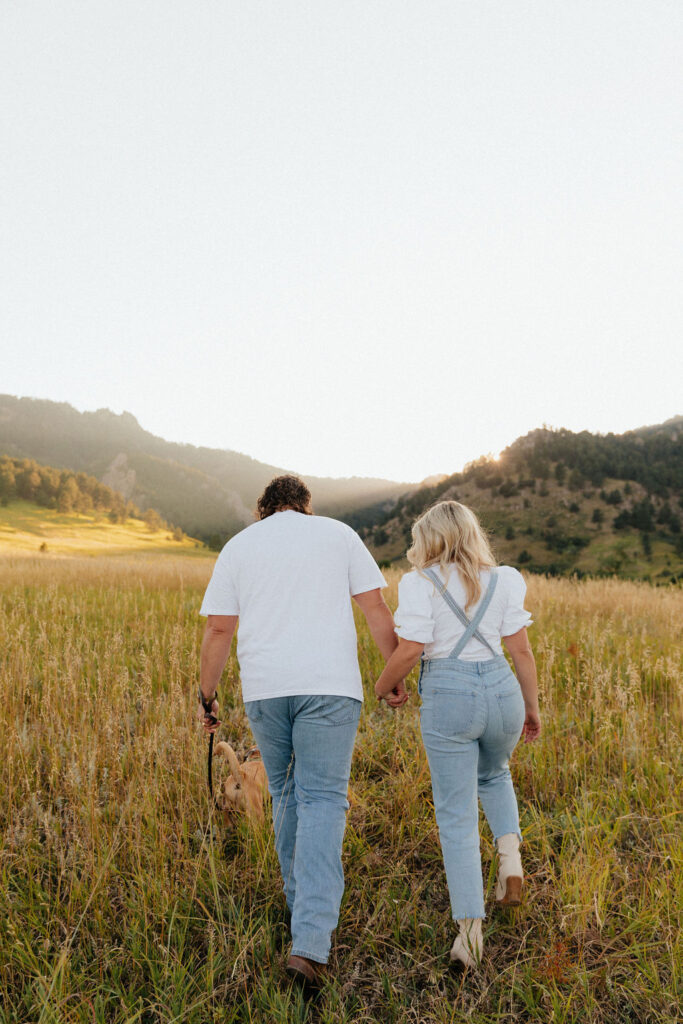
[[374, 638, 424, 708], [378, 678, 409, 709], [197, 696, 221, 734]]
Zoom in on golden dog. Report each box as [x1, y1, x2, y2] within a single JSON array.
[[214, 742, 268, 824]]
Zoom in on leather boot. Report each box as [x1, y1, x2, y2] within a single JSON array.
[[285, 954, 325, 994], [450, 917, 483, 970], [495, 832, 523, 905]]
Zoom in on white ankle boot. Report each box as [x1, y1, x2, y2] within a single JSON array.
[[450, 917, 483, 969], [495, 832, 523, 905]]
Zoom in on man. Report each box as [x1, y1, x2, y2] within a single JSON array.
[[197, 474, 405, 990]]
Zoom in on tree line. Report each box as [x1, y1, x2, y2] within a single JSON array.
[[0, 456, 178, 534]]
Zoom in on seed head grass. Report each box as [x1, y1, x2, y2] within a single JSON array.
[[0, 555, 681, 1023]]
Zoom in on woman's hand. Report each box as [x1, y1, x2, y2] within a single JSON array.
[[197, 697, 221, 734], [374, 638, 424, 709], [522, 706, 541, 743], [377, 678, 409, 709]]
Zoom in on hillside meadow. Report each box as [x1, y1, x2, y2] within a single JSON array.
[[0, 555, 681, 1023], [0, 502, 210, 558]]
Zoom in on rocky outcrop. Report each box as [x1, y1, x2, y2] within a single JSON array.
[[102, 453, 137, 501]]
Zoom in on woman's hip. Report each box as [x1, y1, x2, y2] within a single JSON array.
[[419, 661, 522, 744]]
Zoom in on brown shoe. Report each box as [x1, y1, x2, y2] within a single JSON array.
[[286, 954, 325, 994]]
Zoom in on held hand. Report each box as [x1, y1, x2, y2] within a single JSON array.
[[196, 698, 221, 734], [376, 678, 409, 710], [522, 707, 541, 743]]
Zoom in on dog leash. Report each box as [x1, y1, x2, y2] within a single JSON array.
[[199, 688, 223, 811], [200, 689, 261, 812], [207, 731, 222, 811]]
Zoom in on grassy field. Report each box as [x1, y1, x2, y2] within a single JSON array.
[[0, 556, 681, 1023], [0, 501, 211, 557]]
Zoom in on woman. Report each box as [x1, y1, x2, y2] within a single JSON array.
[[374, 501, 541, 969]]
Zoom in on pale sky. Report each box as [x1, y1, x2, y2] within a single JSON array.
[[1, 1, 681, 482]]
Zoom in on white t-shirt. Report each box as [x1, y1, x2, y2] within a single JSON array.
[[395, 564, 532, 661], [200, 510, 387, 702]]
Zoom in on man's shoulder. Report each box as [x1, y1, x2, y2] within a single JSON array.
[[219, 520, 262, 554], [223, 514, 358, 546], [290, 512, 360, 544], [306, 515, 361, 543]]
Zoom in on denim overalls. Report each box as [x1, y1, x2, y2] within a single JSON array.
[[418, 568, 525, 920]]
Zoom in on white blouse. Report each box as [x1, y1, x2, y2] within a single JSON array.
[[394, 564, 533, 661]]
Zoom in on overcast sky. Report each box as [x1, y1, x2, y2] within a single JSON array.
[[1, 1, 681, 482]]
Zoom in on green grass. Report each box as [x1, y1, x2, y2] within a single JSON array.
[[0, 560, 681, 1022], [0, 501, 211, 557]]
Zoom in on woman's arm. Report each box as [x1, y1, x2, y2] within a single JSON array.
[[502, 627, 541, 742], [374, 638, 424, 703]]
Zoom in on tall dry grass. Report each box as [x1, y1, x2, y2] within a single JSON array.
[[0, 555, 681, 1023]]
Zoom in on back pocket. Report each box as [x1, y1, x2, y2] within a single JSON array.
[[496, 689, 524, 735], [430, 689, 478, 739], [315, 696, 362, 726]]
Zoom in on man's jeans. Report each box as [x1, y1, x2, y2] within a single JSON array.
[[419, 655, 525, 920], [245, 694, 361, 964]]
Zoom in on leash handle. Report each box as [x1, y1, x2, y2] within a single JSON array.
[[198, 686, 218, 717]]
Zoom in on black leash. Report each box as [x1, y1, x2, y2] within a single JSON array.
[[200, 690, 262, 813], [207, 730, 222, 811], [199, 687, 222, 811]]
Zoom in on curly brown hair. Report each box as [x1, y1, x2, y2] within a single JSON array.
[[256, 475, 312, 520]]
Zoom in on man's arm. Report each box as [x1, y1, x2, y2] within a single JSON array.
[[353, 588, 409, 707], [352, 588, 397, 661], [198, 614, 238, 732]]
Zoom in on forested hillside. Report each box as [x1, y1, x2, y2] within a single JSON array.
[[360, 419, 683, 582], [0, 396, 408, 544], [0, 455, 210, 555], [0, 455, 176, 533]]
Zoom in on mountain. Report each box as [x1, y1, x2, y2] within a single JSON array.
[[3, 395, 681, 579], [0, 395, 410, 544], [358, 419, 683, 582]]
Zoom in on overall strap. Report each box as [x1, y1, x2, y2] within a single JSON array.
[[423, 568, 498, 658], [423, 568, 494, 650]]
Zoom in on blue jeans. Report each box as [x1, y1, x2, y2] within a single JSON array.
[[419, 654, 525, 920], [244, 694, 362, 964]]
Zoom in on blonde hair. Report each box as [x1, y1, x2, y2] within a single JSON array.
[[407, 500, 496, 610]]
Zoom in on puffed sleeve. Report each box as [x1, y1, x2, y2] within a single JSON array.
[[394, 571, 435, 643], [499, 567, 533, 636]]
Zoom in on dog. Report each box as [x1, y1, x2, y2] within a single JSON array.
[[214, 742, 268, 824]]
